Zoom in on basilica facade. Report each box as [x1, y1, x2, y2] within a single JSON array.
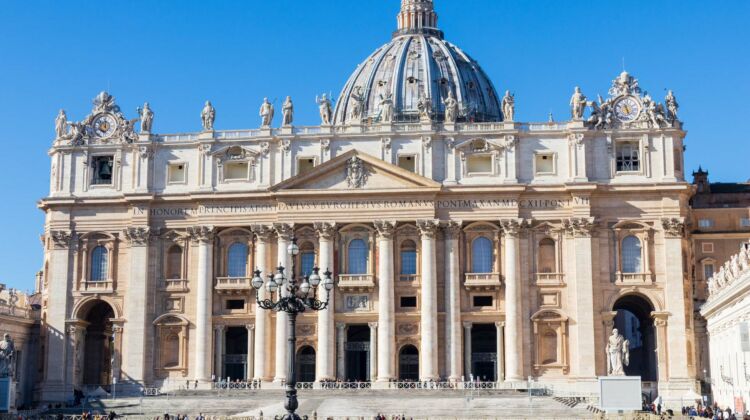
[[37, 0, 699, 405]]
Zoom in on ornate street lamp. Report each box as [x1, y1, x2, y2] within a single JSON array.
[[251, 238, 333, 420]]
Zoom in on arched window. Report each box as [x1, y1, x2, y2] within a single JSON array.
[[471, 237, 493, 273], [622, 236, 642, 273], [348, 239, 368, 274], [300, 242, 315, 277], [538, 238, 556, 273], [90, 246, 108, 281], [166, 245, 183, 279], [400, 240, 417, 275], [227, 242, 248, 277]]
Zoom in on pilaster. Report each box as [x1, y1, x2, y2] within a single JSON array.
[[121, 226, 152, 383]]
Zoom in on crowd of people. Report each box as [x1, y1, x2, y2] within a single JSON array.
[[641, 401, 750, 419]]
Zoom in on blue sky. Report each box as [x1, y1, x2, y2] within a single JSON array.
[[0, 0, 748, 291]]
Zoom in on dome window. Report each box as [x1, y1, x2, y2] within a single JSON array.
[[407, 76, 417, 84]]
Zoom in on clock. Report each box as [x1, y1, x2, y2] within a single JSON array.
[[613, 96, 641, 122], [92, 113, 118, 138]]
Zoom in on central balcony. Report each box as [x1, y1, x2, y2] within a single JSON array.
[[464, 273, 502, 290], [80, 280, 114, 294], [535, 273, 566, 287], [159, 279, 189, 293], [215, 277, 252, 294], [338, 274, 375, 292], [615, 272, 654, 286]]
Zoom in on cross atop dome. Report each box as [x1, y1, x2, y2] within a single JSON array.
[[395, 0, 442, 38]]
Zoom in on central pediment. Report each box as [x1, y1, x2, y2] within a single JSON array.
[[271, 149, 441, 192]]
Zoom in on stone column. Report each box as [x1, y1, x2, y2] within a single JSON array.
[[496, 321, 505, 382], [273, 223, 294, 383], [188, 225, 215, 382], [122, 227, 151, 383], [41, 230, 73, 401], [463, 322, 473, 380], [245, 324, 255, 380], [443, 221, 463, 381], [369, 322, 378, 382], [374, 221, 397, 382], [214, 325, 225, 380], [314, 222, 337, 381], [500, 218, 523, 382], [564, 217, 597, 379], [417, 219, 440, 380], [336, 323, 347, 380], [661, 218, 691, 381], [252, 224, 273, 381], [652, 312, 670, 382]]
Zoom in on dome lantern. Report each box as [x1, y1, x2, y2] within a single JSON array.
[[396, 0, 441, 38]]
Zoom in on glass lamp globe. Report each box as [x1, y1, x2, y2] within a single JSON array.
[[300, 280, 311, 295], [323, 276, 334, 291], [266, 279, 278, 294], [308, 267, 321, 287], [251, 270, 263, 290], [287, 242, 299, 256]]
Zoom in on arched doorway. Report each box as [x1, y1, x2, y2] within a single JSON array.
[[296, 346, 316, 382], [612, 294, 657, 382], [81, 301, 115, 385], [398, 345, 419, 381]]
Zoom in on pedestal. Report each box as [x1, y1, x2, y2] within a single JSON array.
[[0, 377, 13, 413], [599, 376, 641, 412]]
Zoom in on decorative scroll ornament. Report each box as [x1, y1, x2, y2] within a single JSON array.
[[416, 219, 440, 238], [50, 230, 73, 249], [273, 223, 295, 241], [563, 217, 596, 237], [187, 225, 215, 243], [442, 220, 463, 238], [660, 217, 684, 238], [251, 224, 274, 242], [314, 222, 337, 240], [374, 220, 398, 239], [346, 156, 368, 189], [398, 323, 418, 335], [499, 218, 527, 237], [123, 226, 151, 246], [58, 91, 140, 146]]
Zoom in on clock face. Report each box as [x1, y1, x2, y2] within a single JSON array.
[[613, 96, 641, 122], [93, 113, 118, 138]]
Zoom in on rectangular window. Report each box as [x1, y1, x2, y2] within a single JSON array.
[[400, 296, 417, 308], [168, 163, 186, 184], [226, 299, 245, 310], [701, 242, 714, 253], [297, 157, 316, 176], [398, 155, 416, 172], [92, 156, 114, 185], [698, 219, 715, 229], [473, 295, 493, 307], [400, 250, 417, 275], [535, 153, 555, 175], [467, 155, 492, 174], [616, 142, 640, 172], [741, 218, 750, 228], [703, 263, 714, 280], [224, 162, 248, 181], [300, 252, 315, 276]]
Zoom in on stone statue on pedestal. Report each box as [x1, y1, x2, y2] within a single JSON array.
[[137, 102, 154, 133], [259, 98, 274, 127], [665, 90, 679, 122], [316, 94, 333, 125], [0, 334, 14, 378], [417, 93, 432, 122], [570, 86, 587, 120], [349, 86, 365, 122], [606, 328, 629, 376], [501, 90, 515, 122], [443, 90, 458, 123], [201, 101, 216, 131], [55, 110, 68, 139], [282, 96, 294, 126], [378, 92, 394, 123]]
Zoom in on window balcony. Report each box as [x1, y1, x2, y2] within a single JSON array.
[[464, 273, 502, 290], [159, 279, 189, 293], [215, 277, 252, 294], [535, 273, 566, 287], [338, 274, 375, 291], [615, 272, 654, 286], [81, 280, 113, 294], [398, 274, 420, 284]]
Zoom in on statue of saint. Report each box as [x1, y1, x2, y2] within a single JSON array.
[[378, 92, 394, 123], [443, 90, 458, 123], [282, 96, 294, 126], [501, 90, 515, 122], [0, 334, 14, 378], [570, 86, 587, 120], [201, 101, 216, 131], [665, 90, 679, 122], [259, 98, 274, 127], [138, 102, 154, 133], [606, 328, 630, 376], [316, 94, 333, 125], [349, 86, 365, 121], [417, 93, 432, 122], [55, 109, 68, 139]]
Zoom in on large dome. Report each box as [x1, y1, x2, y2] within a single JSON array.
[[333, 0, 503, 125]]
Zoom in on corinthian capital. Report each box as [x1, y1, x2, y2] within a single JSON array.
[[562, 217, 596, 238], [499, 218, 526, 237], [187, 225, 215, 243], [373, 220, 398, 239], [442, 220, 463, 239], [251, 224, 274, 243], [314, 222, 337, 240], [661, 217, 685, 238], [416, 219, 440, 239], [123, 226, 151, 246], [49, 230, 73, 249], [273, 223, 295, 242]]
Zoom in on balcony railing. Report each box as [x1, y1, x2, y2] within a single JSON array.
[[464, 273, 502, 290], [338, 274, 375, 291], [615, 272, 653, 285], [398, 274, 420, 283], [215, 277, 252, 293], [159, 279, 189, 292], [535, 273, 565, 286], [81, 280, 113, 294]]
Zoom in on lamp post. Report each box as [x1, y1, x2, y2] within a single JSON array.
[[252, 238, 333, 420]]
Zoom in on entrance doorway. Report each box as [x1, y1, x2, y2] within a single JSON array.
[[398, 345, 419, 381], [297, 346, 316, 382], [223, 327, 248, 381], [345, 325, 370, 381], [471, 323, 497, 381], [613, 295, 657, 382], [82, 301, 115, 385]]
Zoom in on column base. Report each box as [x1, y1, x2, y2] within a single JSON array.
[[504, 375, 524, 383]]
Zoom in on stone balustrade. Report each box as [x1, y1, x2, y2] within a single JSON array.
[[81, 280, 113, 294], [215, 277, 253, 293], [159, 279, 189, 292], [463, 273, 502, 290], [615, 272, 653, 285], [535, 272, 566, 286], [337, 274, 375, 291]]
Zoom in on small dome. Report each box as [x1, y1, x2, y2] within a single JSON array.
[[333, 1, 503, 125]]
